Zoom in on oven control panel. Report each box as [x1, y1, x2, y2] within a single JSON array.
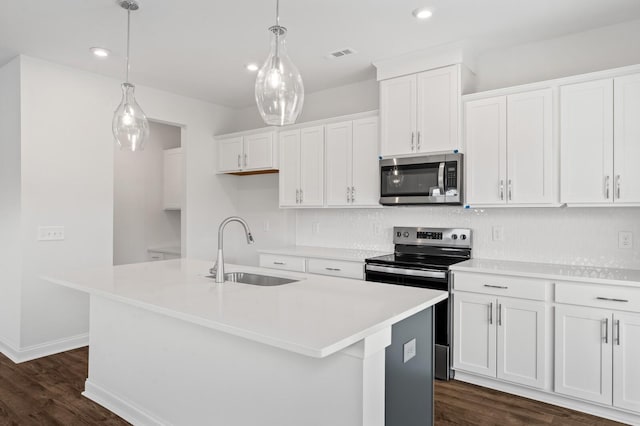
[[393, 227, 471, 248]]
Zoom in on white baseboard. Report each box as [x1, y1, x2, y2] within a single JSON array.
[[454, 371, 640, 425], [0, 333, 89, 363], [83, 380, 166, 426]]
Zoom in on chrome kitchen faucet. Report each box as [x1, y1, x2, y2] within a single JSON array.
[[210, 216, 254, 283]]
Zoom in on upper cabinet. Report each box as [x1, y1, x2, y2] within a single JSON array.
[[465, 88, 554, 206], [325, 117, 380, 207], [561, 73, 640, 206], [163, 147, 183, 210], [279, 126, 325, 207], [380, 65, 460, 157], [216, 130, 278, 174]]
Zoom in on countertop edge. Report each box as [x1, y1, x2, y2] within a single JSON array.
[[258, 246, 388, 262]]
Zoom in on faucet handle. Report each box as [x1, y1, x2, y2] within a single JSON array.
[[209, 263, 218, 275]]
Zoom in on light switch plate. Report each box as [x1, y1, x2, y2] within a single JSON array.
[[619, 231, 633, 249], [403, 338, 416, 363], [492, 226, 504, 242], [38, 226, 65, 241]]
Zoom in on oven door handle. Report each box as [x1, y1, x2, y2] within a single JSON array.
[[438, 162, 446, 194], [365, 264, 447, 280]]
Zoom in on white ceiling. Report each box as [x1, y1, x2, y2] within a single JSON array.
[[1, 0, 640, 108]]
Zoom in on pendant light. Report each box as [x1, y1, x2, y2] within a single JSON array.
[[112, 0, 149, 151], [254, 0, 304, 126]]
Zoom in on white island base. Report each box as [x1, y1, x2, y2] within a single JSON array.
[[86, 295, 390, 426]]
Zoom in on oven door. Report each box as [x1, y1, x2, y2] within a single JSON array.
[[379, 154, 462, 205]]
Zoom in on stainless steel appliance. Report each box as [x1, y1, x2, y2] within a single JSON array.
[[365, 226, 472, 380], [379, 153, 463, 205]]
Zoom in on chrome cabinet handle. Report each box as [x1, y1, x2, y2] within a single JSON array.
[[237, 154, 241, 168], [605, 175, 610, 199], [325, 267, 342, 271], [244, 153, 248, 167], [500, 180, 504, 201], [603, 318, 609, 344], [484, 284, 508, 289], [616, 175, 621, 200], [417, 131, 421, 151], [347, 187, 350, 203], [508, 179, 512, 201], [616, 319, 621, 346], [498, 303, 502, 326], [273, 261, 286, 265], [351, 186, 355, 203], [300, 189, 303, 203], [296, 189, 300, 204], [489, 302, 493, 325], [411, 132, 415, 151], [596, 297, 629, 303]]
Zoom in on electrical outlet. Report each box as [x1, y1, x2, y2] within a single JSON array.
[[619, 231, 633, 249], [263, 220, 270, 232], [403, 338, 417, 363], [312, 222, 320, 235], [38, 226, 65, 241], [373, 223, 383, 236], [492, 226, 504, 242]]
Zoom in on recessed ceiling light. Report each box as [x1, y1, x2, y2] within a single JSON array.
[[90, 47, 111, 58], [412, 8, 433, 20], [246, 63, 259, 72]]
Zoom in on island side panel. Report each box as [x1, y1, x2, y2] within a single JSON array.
[[385, 307, 434, 426], [84, 295, 389, 426]]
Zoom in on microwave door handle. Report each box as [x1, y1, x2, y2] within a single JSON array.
[[438, 162, 446, 194]]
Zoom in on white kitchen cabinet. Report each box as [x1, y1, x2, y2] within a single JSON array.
[[613, 73, 640, 204], [465, 88, 553, 206], [163, 147, 183, 210], [325, 117, 379, 207], [380, 65, 460, 157], [555, 305, 613, 405], [453, 292, 547, 389], [216, 130, 277, 174], [258, 253, 364, 280], [279, 126, 324, 207], [613, 312, 640, 412]]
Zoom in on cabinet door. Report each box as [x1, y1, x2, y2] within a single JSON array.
[[380, 74, 416, 157], [299, 126, 325, 207], [507, 89, 553, 204], [217, 136, 243, 173], [497, 298, 546, 389], [465, 96, 507, 205], [614, 73, 640, 204], [560, 79, 614, 204], [351, 117, 380, 206], [279, 130, 301, 207], [453, 293, 497, 377], [554, 305, 612, 405], [244, 131, 275, 171], [163, 148, 183, 210], [613, 312, 640, 412], [416, 65, 459, 153], [325, 121, 352, 207]]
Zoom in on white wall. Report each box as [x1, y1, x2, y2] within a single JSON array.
[[113, 121, 181, 265], [0, 57, 22, 350], [3, 55, 240, 358], [474, 18, 640, 92]]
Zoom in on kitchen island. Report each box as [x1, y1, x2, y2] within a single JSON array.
[[44, 259, 446, 426]]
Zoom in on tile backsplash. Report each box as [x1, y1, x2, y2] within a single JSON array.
[[296, 207, 640, 270]]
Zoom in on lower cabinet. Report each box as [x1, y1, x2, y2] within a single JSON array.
[[453, 292, 546, 389], [555, 305, 640, 411], [258, 253, 364, 280]]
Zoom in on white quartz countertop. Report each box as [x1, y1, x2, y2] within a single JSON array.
[[147, 245, 181, 255], [44, 259, 446, 358], [258, 246, 388, 262], [451, 258, 640, 287]]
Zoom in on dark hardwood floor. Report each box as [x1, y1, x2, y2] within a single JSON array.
[[0, 347, 626, 425]]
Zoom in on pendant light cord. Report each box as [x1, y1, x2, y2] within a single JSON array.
[[274, 0, 280, 59], [126, 7, 131, 83]]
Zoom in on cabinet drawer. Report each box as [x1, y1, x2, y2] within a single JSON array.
[[555, 282, 640, 311], [259, 254, 306, 273], [307, 258, 364, 280], [453, 272, 548, 301]]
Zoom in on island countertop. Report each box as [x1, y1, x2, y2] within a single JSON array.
[[44, 259, 446, 359]]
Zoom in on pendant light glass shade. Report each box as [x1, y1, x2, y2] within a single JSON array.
[[113, 83, 149, 151], [112, 0, 149, 151], [255, 1, 304, 126]]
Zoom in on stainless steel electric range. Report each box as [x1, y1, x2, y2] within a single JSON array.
[[365, 226, 472, 380]]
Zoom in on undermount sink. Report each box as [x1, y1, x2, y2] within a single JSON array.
[[207, 272, 298, 286]]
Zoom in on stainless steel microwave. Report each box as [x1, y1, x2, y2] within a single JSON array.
[[379, 153, 463, 205]]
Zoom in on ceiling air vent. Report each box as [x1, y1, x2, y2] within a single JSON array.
[[327, 48, 357, 59]]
